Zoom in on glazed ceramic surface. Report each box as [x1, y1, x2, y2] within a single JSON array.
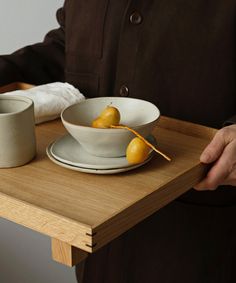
[[46, 139, 153, 174], [0, 95, 36, 168], [50, 134, 155, 170], [61, 97, 160, 157]]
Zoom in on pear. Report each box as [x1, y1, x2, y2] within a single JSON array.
[[92, 106, 171, 162], [126, 137, 150, 164], [92, 106, 120, 128], [92, 117, 109, 128]]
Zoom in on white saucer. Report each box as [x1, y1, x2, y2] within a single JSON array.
[[46, 134, 155, 174]]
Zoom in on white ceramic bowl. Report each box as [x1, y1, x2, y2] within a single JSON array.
[[61, 97, 160, 157]]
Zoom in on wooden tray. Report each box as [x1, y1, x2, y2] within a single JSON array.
[[0, 82, 34, 93], [0, 115, 217, 266]]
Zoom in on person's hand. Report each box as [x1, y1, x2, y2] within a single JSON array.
[[194, 124, 236, 190]]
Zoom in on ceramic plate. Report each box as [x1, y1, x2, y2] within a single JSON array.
[[46, 143, 153, 175], [50, 134, 156, 170]]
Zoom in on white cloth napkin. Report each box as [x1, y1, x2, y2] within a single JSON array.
[[3, 82, 85, 124]]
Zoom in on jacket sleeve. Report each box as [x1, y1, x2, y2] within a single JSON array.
[[0, 5, 65, 87], [223, 115, 236, 126]]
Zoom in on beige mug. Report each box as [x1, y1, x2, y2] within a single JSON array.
[[0, 95, 36, 168]]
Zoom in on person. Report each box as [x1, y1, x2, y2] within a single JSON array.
[[1, 1, 236, 282]]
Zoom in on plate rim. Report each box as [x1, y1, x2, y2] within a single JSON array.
[[46, 143, 153, 174], [50, 134, 155, 170]]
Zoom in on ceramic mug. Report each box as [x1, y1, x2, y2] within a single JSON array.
[[0, 95, 36, 168]]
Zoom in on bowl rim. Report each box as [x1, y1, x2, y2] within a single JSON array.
[[61, 97, 161, 132]]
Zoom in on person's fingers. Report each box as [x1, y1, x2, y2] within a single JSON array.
[[195, 140, 236, 190], [194, 163, 228, 191], [200, 127, 232, 164]]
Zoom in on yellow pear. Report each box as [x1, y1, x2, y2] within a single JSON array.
[[92, 106, 120, 128], [126, 137, 150, 164], [92, 117, 110, 128]]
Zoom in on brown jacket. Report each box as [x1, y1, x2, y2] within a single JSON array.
[[1, 2, 236, 282], [0, 0, 235, 127]]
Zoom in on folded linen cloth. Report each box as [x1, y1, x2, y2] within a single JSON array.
[[3, 82, 85, 124]]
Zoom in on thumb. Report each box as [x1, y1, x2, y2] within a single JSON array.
[[200, 130, 227, 164]]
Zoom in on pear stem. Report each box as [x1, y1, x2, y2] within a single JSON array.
[[110, 125, 171, 162]]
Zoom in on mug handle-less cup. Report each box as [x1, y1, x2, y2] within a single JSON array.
[[0, 95, 36, 168]]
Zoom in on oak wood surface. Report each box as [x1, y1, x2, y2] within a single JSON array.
[[51, 238, 88, 266], [0, 82, 34, 93], [0, 117, 217, 254]]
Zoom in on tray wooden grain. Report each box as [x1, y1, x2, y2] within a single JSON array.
[[0, 115, 217, 266], [0, 82, 34, 93]]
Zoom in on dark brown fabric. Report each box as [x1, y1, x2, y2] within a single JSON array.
[[223, 114, 236, 126], [1, 0, 235, 128], [0, 6, 65, 85], [1, 1, 236, 282], [77, 201, 236, 283]]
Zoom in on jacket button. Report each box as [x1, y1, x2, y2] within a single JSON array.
[[119, 85, 129, 97], [129, 12, 142, 25]]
